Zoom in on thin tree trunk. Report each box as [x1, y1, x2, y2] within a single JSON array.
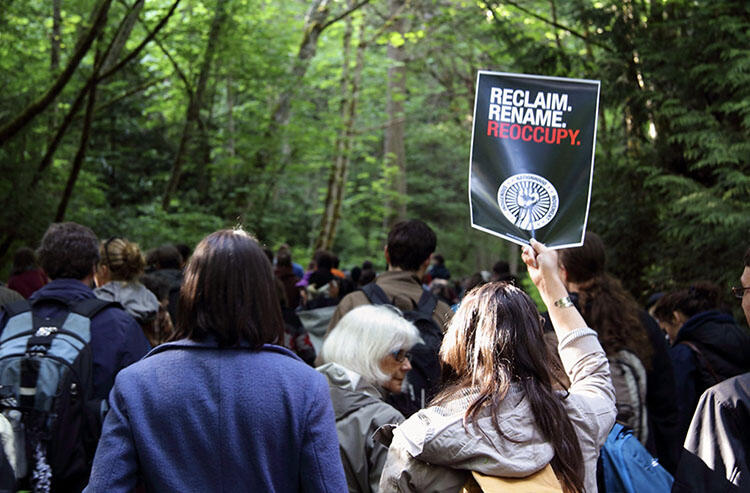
[[0, 0, 112, 145], [55, 54, 100, 221], [162, 0, 227, 210], [383, 0, 406, 229], [316, 6, 356, 250], [324, 21, 367, 250], [226, 77, 235, 159], [48, 0, 62, 140], [246, 0, 371, 234]]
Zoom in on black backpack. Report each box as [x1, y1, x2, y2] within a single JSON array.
[[0, 296, 118, 492], [361, 283, 443, 417]]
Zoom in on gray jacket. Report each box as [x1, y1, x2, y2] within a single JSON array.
[[95, 281, 159, 324], [378, 328, 617, 493], [318, 363, 405, 493]]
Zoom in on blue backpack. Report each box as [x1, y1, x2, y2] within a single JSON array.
[[598, 423, 674, 493], [0, 296, 118, 491]]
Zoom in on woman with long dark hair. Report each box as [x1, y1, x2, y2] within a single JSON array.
[[559, 232, 681, 472], [379, 239, 616, 493], [86, 229, 346, 492]]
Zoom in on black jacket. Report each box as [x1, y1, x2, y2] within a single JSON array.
[[670, 310, 750, 442]]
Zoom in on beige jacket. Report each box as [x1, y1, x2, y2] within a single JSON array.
[[326, 271, 453, 335], [378, 328, 616, 493]]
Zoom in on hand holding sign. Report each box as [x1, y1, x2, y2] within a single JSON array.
[[468, 71, 600, 248]]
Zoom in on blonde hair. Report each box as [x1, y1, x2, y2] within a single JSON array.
[[100, 237, 146, 282]]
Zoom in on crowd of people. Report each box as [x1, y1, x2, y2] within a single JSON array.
[[0, 219, 748, 492]]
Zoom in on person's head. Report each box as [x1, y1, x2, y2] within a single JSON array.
[[37, 222, 99, 281], [558, 232, 652, 367], [276, 251, 292, 269], [653, 281, 722, 342], [11, 247, 38, 276], [313, 250, 334, 271], [173, 229, 284, 347], [437, 282, 584, 493], [174, 243, 192, 267], [321, 305, 420, 393], [739, 247, 750, 326], [431, 253, 445, 266], [491, 260, 510, 277], [385, 220, 436, 273], [148, 244, 182, 271], [96, 237, 146, 284]]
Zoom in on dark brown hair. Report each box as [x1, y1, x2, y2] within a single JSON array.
[[11, 247, 38, 276], [435, 282, 584, 493], [386, 219, 436, 271], [559, 233, 653, 369], [37, 222, 100, 280], [173, 229, 284, 347], [653, 281, 722, 323]]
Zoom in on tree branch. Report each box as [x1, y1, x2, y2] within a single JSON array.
[[321, 0, 371, 31], [0, 0, 113, 145], [491, 0, 613, 52], [98, 0, 181, 81]]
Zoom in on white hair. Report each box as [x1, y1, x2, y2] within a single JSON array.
[[321, 304, 421, 386]]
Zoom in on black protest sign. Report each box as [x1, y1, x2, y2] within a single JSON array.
[[468, 71, 600, 248]]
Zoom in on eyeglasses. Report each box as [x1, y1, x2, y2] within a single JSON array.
[[731, 286, 750, 299], [391, 349, 412, 362]]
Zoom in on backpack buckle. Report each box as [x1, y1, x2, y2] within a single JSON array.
[[35, 326, 57, 337]]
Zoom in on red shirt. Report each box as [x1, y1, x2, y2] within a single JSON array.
[[7, 269, 48, 298]]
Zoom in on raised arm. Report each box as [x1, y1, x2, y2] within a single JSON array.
[[522, 239, 615, 403]]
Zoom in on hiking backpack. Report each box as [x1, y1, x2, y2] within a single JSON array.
[[361, 283, 443, 417], [598, 423, 673, 493], [0, 296, 117, 492], [608, 349, 649, 445]]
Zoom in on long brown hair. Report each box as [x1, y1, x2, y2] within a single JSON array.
[[435, 282, 584, 493], [559, 233, 652, 369], [173, 229, 284, 348]]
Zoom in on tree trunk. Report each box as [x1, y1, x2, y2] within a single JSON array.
[[0, 0, 113, 145], [315, 6, 357, 250], [382, 0, 407, 230], [162, 0, 228, 210], [226, 77, 235, 159], [246, 0, 371, 234], [48, 0, 62, 140], [55, 53, 100, 222]]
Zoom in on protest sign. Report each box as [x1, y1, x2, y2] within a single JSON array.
[[468, 71, 600, 248]]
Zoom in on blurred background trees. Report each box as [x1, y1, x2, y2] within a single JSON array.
[[1, 0, 748, 304]]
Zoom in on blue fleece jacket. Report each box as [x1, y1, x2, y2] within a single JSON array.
[[0, 278, 151, 400], [85, 339, 347, 493]]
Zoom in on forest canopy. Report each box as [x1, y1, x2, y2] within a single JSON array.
[[1, 0, 749, 306]]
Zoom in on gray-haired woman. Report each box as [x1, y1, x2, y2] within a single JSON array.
[[317, 304, 421, 492]]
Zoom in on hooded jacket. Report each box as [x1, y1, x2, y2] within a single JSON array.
[[318, 363, 405, 493], [670, 310, 750, 440], [95, 280, 159, 324], [378, 328, 616, 493]]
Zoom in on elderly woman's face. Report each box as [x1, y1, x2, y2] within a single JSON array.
[[380, 349, 412, 394]]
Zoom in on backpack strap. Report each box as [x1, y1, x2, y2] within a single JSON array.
[[72, 298, 123, 319], [361, 283, 393, 306], [415, 289, 438, 318], [678, 341, 721, 385]]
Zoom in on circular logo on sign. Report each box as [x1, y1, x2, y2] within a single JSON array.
[[497, 173, 559, 231]]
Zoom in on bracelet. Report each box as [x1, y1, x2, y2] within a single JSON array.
[[553, 296, 574, 308]]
